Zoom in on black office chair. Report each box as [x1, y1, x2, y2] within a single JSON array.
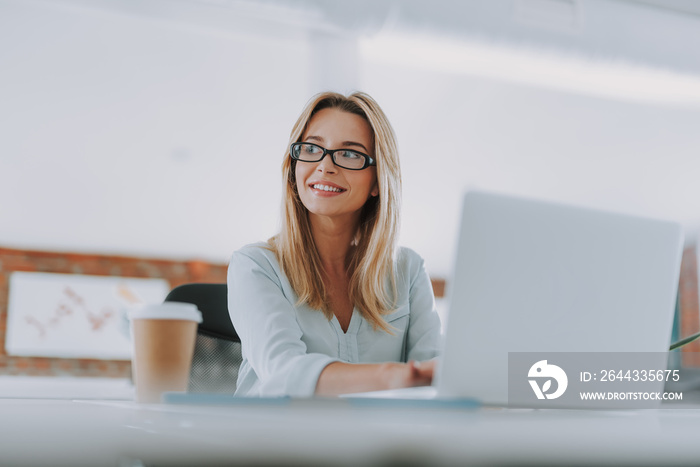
[[164, 283, 242, 393]]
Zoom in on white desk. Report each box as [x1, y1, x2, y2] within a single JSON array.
[[2, 397, 700, 466]]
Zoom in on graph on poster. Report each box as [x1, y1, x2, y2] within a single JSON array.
[[5, 272, 169, 360]]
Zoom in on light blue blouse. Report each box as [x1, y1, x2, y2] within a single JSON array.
[[227, 242, 441, 397]]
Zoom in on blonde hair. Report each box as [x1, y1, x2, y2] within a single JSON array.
[[269, 91, 402, 332]]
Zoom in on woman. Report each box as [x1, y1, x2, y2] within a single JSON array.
[[228, 91, 441, 397]]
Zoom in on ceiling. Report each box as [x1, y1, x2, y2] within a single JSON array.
[[631, 0, 700, 17], [185, 0, 700, 76]]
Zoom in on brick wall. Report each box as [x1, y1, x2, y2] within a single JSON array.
[[679, 245, 700, 366], [0, 247, 227, 378]]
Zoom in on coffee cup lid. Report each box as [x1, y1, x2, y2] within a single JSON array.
[[128, 302, 203, 323]]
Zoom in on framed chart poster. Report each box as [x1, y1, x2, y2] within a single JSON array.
[[5, 272, 170, 360]]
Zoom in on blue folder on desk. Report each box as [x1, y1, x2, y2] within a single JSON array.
[[162, 392, 480, 410]]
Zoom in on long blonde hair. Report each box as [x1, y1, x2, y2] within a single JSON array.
[[269, 91, 402, 332]]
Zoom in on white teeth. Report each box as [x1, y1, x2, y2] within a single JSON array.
[[312, 184, 343, 193]]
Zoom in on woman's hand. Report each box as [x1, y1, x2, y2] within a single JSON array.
[[316, 358, 439, 396], [381, 359, 436, 389]]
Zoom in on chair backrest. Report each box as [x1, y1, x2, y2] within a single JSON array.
[[164, 283, 241, 394]]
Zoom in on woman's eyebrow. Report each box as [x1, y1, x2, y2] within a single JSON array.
[[342, 141, 369, 152], [304, 135, 324, 143], [304, 135, 369, 152]]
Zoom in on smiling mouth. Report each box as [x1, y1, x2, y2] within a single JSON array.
[[310, 183, 346, 193]]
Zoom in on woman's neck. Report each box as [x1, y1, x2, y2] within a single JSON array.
[[309, 213, 358, 276]]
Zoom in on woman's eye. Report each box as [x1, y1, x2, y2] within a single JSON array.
[[303, 144, 321, 155], [339, 151, 361, 160]]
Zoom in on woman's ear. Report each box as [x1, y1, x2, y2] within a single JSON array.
[[370, 183, 379, 197]]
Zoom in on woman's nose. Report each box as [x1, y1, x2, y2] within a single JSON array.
[[316, 153, 337, 173]]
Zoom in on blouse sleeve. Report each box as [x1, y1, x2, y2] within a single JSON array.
[[228, 248, 338, 397], [405, 251, 442, 362]]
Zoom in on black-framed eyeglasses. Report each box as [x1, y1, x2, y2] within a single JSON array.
[[290, 142, 376, 171]]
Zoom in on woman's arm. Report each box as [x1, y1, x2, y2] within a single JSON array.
[[229, 248, 339, 397], [315, 359, 436, 396]]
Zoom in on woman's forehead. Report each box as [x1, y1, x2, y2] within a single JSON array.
[[303, 108, 373, 149]]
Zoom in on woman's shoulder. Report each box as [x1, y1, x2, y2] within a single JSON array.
[[394, 246, 429, 284], [234, 241, 275, 257], [230, 241, 280, 271], [395, 246, 425, 268]]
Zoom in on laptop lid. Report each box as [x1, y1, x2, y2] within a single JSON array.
[[435, 191, 684, 407]]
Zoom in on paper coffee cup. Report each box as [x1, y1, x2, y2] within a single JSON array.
[[129, 302, 202, 403]]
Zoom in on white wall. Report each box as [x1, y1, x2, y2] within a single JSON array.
[[364, 64, 700, 274], [0, 0, 311, 261], [1, 0, 699, 277]]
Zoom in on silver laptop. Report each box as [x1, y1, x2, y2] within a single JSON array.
[[346, 190, 684, 408]]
